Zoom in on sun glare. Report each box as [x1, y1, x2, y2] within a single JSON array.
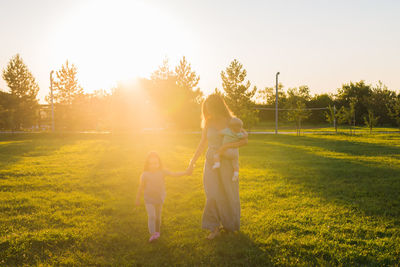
[[47, 0, 189, 92]]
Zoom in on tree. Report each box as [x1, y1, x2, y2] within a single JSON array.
[[0, 91, 18, 130], [387, 97, 400, 129], [363, 110, 379, 134], [140, 57, 203, 129], [173, 56, 203, 128], [48, 60, 83, 105], [325, 105, 338, 133], [2, 54, 39, 129], [285, 86, 311, 135], [86, 89, 112, 130], [221, 59, 258, 128], [150, 57, 174, 81], [336, 81, 371, 125], [175, 56, 202, 104], [109, 80, 148, 132], [256, 84, 287, 123], [0, 101, 6, 129], [287, 100, 311, 136], [308, 93, 334, 124], [287, 85, 311, 103], [146, 59, 179, 128], [46, 60, 84, 130], [368, 81, 397, 126], [258, 83, 286, 106], [338, 100, 356, 135]]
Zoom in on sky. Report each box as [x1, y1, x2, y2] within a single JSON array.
[[0, 0, 399, 103]]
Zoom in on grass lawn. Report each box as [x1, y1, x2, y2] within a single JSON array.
[[1, 132, 400, 266]]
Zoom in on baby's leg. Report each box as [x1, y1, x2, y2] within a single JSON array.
[[155, 204, 162, 233], [145, 204, 157, 235], [223, 149, 240, 181], [212, 152, 221, 169]]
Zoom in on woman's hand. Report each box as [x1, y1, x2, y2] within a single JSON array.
[[188, 127, 208, 172], [186, 161, 195, 175], [218, 137, 248, 154]]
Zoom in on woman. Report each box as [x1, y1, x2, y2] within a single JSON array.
[[188, 93, 248, 239]]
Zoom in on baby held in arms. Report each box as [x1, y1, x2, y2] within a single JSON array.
[[212, 117, 248, 181]]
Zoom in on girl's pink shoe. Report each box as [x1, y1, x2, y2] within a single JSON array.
[[154, 232, 160, 239], [149, 233, 158, 242]]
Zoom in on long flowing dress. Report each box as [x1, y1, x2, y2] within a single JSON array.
[[202, 126, 241, 231]]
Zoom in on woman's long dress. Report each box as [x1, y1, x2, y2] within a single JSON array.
[[202, 127, 241, 231]]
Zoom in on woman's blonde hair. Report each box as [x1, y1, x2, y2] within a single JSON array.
[[201, 93, 233, 128]]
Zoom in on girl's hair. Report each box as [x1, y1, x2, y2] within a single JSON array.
[[144, 151, 163, 171], [201, 93, 233, 128]]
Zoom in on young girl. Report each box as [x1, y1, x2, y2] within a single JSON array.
[[135, 151, 192, 242]]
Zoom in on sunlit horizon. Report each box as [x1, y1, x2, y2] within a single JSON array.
[[1, 0, 400, 103], [45, 0, 197, 95]]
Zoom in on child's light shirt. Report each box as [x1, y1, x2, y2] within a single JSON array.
[[221, 128, 245, 144], [141, 170, 166, 204]]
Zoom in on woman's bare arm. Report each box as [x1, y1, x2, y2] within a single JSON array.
[[241, 128, 248, 138], [218, 136, 248, 154], [189, 127, 208, 168]]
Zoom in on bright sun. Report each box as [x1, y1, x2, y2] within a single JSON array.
[[48, 0, 191, 92]]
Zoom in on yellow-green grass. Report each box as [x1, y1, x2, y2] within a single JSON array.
[[1, 133, 399, 266]]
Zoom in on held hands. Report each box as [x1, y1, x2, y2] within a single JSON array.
[[185, 165, 194, 176]]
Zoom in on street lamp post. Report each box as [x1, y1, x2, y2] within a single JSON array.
[[275, 72, 280, 134], [50, 70, 55, 132]]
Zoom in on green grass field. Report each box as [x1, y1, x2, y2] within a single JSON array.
[[1, 133, 400, 266]]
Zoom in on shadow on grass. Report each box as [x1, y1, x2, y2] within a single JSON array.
[[85, 217, 274, 266], [246, 135, 400, 218], [209, 231, 274, 266], [0, 140, 35, 169], [0, 135, 63, 171], [297, 134, 400, 156], [0, 134, 83, 180]]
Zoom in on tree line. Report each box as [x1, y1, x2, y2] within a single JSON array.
[[1, 54, 399, 132], [258, 80, 400, 134]]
